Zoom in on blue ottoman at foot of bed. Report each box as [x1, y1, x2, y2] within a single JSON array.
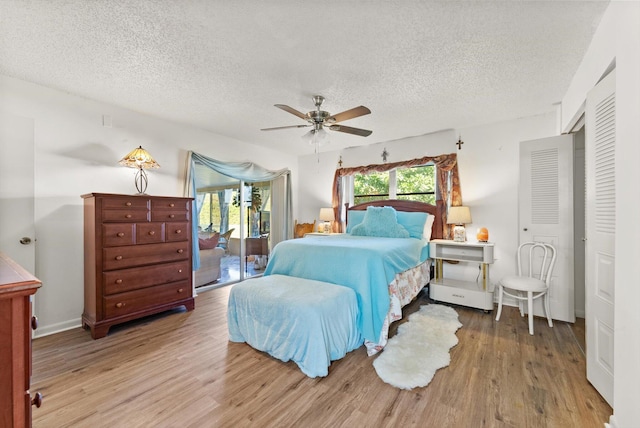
[[227, 274, 363, 378]]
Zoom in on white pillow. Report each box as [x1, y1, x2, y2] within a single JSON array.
[[422, 214, 435, 241]]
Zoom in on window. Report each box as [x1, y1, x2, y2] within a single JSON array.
[[353, 165, 435, 205]]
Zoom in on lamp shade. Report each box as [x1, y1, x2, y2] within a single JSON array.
[[447, 206, 472, 225], [319, 207, 334, 221], [118, 146, 160, 170]]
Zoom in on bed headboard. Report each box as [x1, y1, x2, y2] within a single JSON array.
[[346, 199, 443, 240]]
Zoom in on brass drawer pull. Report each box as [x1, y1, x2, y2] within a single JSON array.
[[178, 269, 183, 273], [115, 302, 125, 308], [125, 214, 132, 219], [169, 214, 175, 219], [117, 232, 125, 237], [148, 230, 155, 235], [31, 316, 38, 330], [31, 392, 43, 408], [169, 203, 175, 207], [125, 202, 132, 207], [115, 279, 123, 284], [115, 255, 123, 261], [178, 288, 184, 293], [177, 249, 184, 254], [175, 229, 182, 234]]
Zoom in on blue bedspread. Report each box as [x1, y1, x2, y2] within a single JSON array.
[[228, 275, 363, 377], [263, 235, 428, 343]]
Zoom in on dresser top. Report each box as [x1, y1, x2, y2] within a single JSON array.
[[81, 192, 193, 201], [0, 251, 42, 295]]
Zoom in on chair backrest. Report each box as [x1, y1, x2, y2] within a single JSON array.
[[517, 242, 557, 287], [293, 220, 315, 238]]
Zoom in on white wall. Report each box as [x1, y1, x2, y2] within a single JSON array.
[[561, 2, 640, 426], [0, 75, 298, 336], [298, 112, 557, 290]]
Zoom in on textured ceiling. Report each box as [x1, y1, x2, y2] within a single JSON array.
[[0, 1, 609, 155]]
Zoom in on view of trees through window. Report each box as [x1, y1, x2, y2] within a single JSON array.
[[353, 165, 435, 205], [198, 184, 270, 237]]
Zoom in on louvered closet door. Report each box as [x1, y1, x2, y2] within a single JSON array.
[[585, 70, 615, 407], [519, 134, 575, 323]]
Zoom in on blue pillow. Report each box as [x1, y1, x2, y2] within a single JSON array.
[[396, 211, 428, 239], [350, 206, 410, 238], [346, 210, 366, 233]]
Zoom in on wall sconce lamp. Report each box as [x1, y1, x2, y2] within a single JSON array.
[[319, 207, 334, 233], [447, 206, 472, 242], [118, 145, 160, 194]]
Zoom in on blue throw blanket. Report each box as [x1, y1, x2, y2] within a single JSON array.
[[264, 235, 428, 343]]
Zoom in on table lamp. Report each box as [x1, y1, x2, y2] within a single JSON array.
[[118, 145, 160, 194], [319, 207, 333, 233], [447, 206, 472, 242]]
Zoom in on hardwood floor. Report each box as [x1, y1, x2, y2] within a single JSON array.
[[32, 286, 611, 428]]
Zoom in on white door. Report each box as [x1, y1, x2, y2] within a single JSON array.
[[519, 135, 575, 323], [585, 70, 615, 407], [0, 111, 36, 272]]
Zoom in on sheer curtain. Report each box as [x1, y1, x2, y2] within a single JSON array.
[[331, 153, 462, 238], [185, 151, 292, 270]]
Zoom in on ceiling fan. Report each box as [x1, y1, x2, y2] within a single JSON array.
[[261, 95, 372, 141]]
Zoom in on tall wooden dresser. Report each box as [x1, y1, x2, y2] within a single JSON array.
[[0, 252, 42, 428], [82, 193, 195, 339]]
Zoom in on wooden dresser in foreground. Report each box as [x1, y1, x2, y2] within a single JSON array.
[[0, 252, 42, 428], [82, 193, 194, 339]]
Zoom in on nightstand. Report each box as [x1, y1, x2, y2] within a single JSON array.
[[429, 239, 495, 311]]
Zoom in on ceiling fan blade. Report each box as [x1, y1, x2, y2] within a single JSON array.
[[328, 124, 372, 137], [326, 106, 371, 123], [274, 104, 308, 120], [261, 124, 311, 131]]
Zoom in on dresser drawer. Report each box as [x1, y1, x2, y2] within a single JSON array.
[[103, 224, 135, 247], [102, 197, 149, 210], [103, 242, 190, 271], [151, 210, 189, 222], [103, 260, 190, 295], [104, 280, 191, 319], [136, 223, 165, 245], [165, 222, 189, 242], [151, 199, 190, 211], [103, 209, 150, 223]]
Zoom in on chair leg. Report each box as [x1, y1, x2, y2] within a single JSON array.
[[544, 293, 553, 327], [495, 284, 504, 321], [527, 291, 534, 335]]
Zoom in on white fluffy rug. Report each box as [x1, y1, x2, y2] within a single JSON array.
[[373, 304, 462, 390]]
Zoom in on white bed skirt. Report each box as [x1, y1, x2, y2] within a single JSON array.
[[364, 259, 431, 356]]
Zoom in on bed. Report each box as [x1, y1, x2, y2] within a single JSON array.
[[262, 199, 443, 355], [228, 200, 443, 376]]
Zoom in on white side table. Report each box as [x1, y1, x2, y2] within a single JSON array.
[[429, 239, 495, 311]]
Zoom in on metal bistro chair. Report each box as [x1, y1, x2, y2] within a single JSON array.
[[495, 241, 557, 335]]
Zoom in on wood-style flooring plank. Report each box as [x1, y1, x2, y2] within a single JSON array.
[[32, 286, 611, 428]]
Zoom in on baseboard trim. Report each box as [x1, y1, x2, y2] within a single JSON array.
[[34, 318, 82, 338]]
